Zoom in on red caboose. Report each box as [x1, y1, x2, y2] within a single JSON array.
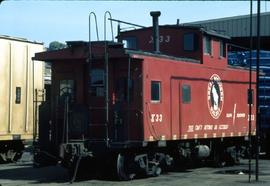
[[34, 12, 256, 181]]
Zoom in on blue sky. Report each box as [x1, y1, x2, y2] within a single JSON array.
[[0, 1, 269, 46]]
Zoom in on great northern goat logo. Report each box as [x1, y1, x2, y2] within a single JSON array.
[[207, 74, 224, 119]]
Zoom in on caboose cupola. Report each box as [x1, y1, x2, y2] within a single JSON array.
[[118, 20, 230, 68]]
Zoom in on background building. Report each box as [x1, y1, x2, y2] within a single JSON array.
[[188, 12, 270, 50]]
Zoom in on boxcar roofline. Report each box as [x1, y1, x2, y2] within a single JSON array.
[[0, 34, 43, 45]]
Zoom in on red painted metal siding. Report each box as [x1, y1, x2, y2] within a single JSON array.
[[134, 54, 256, 141], [119, 27, 202, 61], [43, 41, 255, 144], [203, 38, 227, 68]]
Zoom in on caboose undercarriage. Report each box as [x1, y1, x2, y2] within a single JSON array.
[[35, 118, 247, 181]]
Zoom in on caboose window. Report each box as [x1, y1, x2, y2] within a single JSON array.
[[203, 36, 212, 55], [151, 81, 161, 102], [122, 37, 137, 50], [60, 79, 74, 93], [182, 85, 191, 104], [90, 69, 104, 97], [183, 33, 197, 51], [59, 80, 75, 102], [219, 41, 226, 58]]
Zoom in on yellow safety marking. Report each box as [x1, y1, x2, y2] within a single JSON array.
[[161, 135, 166, 140]]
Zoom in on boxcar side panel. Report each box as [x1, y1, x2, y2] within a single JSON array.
[[0, 40, 10, 137], [11, 43, 27, 135], [0, 38, 44, 141]]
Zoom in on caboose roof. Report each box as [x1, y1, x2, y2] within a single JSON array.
[[33, 41, 128, 62], [118, 24, 231, 40], [126, 49, 200, 64]]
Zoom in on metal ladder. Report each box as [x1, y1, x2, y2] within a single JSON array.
[[33, 88, 46, 142], [88, 11, 114, 146]]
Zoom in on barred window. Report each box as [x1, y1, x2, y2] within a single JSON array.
[[15, 87, 21, 104]]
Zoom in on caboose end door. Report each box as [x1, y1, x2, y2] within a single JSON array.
[[52, 61, 88, 145]]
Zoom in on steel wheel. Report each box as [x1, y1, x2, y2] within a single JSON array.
[[116, 153, 136, 181], [0, 153, 7, 163]]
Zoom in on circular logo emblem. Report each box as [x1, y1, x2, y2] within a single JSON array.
[[207, 74, 224, 119]]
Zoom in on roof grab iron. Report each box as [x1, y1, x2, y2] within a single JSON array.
[[88, 12, 99, 63], [104, 11, 114, 42], [89, 12, 99, 42]]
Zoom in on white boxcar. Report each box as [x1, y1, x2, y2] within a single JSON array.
[[0, 35, 44, 162]]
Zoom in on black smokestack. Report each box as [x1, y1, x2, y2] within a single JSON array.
[[150, 11, 161, 53]]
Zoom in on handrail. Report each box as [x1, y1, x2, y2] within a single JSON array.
[[89, 12, 99, 42], [103, 11, 114, 147], [88, 12, 99, 63], [104, 11, 114, 41]]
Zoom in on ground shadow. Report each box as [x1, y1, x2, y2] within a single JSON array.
[[0, 163, 69, 184]]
